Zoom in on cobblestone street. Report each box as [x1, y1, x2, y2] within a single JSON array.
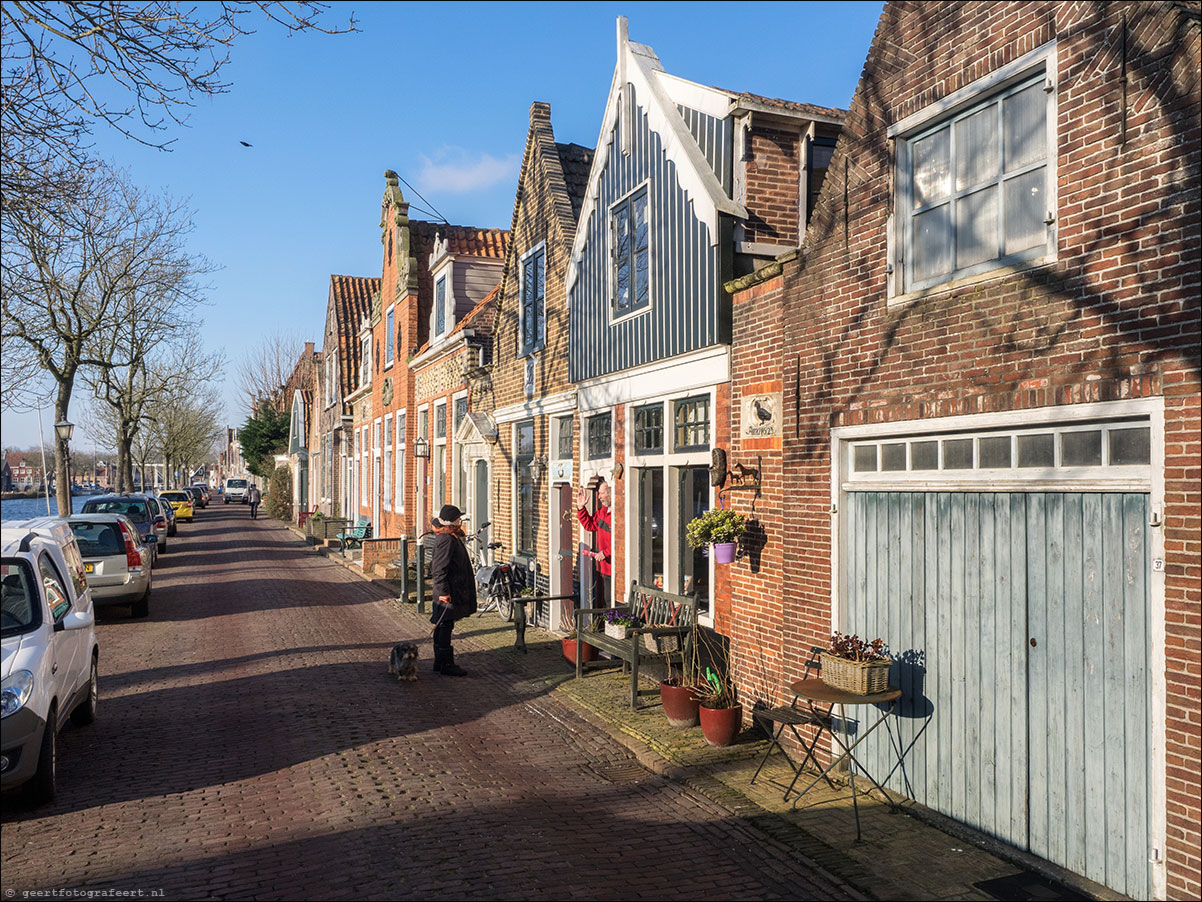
[[1, 508, 853, 901]]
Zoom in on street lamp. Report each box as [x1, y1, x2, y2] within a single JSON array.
[[54, 419, 74, 513], [413, 436, 429, 459]]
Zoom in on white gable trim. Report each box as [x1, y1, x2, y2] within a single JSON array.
[[566, 33, 746, 296]]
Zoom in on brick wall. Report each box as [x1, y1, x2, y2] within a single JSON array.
[[742, 124, 801, 247], [730, 2, 1200, 897]]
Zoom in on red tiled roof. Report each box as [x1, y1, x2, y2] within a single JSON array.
[[413, 283, 501, 357], [329, 274, 379, 396], [408, 222, 507, 349]]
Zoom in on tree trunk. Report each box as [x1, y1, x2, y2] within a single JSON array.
[[54, 392, 73, 517]]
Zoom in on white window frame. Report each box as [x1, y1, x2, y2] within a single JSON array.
[[360, 425, 369, 507], [325, 351, 337, 408], [384, 304, 395, 369], [434, 270, 451, 338], [608, 179, 654, 323], [360, 333, 373, 388], [396, 409, 406, 513], [519, 241, 548, 357], [383, 415, 393, 511], [512, 419, 538, 557], [433, 401, 447, 512], [887, 41, 1058, 305], [623, 387, 717, 626]]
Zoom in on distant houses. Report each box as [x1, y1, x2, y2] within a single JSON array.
[[265, 6, 1200, 899]]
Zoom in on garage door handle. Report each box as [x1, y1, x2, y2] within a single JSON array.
[[1029, 637, 1037, 648], [51, 662, 58, 674]]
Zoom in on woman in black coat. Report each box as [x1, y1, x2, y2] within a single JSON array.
[[428, 504, 476, 676]]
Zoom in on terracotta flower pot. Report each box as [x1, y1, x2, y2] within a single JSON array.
[[660, 679, 703, 728], [699, 703, 744, 747], [562, 637, 598, 664]]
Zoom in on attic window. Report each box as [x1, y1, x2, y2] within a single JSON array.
[[435, 275, 448, 336], [610, 184, 650, 318]]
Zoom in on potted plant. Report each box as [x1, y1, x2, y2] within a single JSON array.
[[561, 628, 599, 665], [686, 508, 747, 565], [600, 607, 640, 640], [690, 628, 743, 746], [820, 632, 893, 695]]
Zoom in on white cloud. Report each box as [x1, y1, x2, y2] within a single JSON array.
[[416, 147, 520, 194]]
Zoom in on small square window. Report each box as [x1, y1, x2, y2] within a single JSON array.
[[853, 445, 878, 472], [634, 404, 663, 455], [673, 396, 710, 453], [1108, 427, 1150, 466], [556, 416, 573, 460], [942, 438, 974, 469], [1017, 433, 1054, 468], [978, 436, 1012, 468], [587, 413, 612, 460], [911, 441, 938, 471], [1061, 430, 1101, 467], [880, 443, 907, 471]]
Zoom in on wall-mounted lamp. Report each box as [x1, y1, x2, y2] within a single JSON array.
[[413, 436, 430, 459], [528, 455, 547, 483]]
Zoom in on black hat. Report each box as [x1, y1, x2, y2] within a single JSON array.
[[435, 504, 463, 526]]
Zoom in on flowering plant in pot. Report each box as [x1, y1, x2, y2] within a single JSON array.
[[820, 632, 893, 695], [561, 627, 599, 664], [600, 607, 641, 640], [685, 508, 746, 564]]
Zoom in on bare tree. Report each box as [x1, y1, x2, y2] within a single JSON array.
[[235, 330, 305, 417], [1, 163, 208, 514], [1, 2, 355, 207]]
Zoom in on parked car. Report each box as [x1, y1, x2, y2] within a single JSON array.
[[66, 514, 152, 617], [187, 485, 209, 508], [159, 490, 194, 523], [223, 478, 249, 504], [1, 518, 98, 803], [148, 492, 177, 539], [77, 494, 163, 561]]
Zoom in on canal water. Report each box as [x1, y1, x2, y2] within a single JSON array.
[[1, 495, 88, 522]]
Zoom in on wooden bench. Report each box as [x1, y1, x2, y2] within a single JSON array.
[[336, 518, 371, 556], [297, 506, 318, 527], [574, 582, 699, 708]]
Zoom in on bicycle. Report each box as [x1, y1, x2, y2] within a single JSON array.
[[463, 521, 517, 622]]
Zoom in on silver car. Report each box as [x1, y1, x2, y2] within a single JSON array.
[[66, 514, 152, 618]]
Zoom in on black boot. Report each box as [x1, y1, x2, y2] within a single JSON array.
[[439, 646, 467, 677], [432, 647, 445, 673]]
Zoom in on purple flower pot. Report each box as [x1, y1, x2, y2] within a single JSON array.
[[713, 542, 737, 564]]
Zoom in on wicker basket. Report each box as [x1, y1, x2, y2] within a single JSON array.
[[644, 632, 681, 654], [820, 653, 893, 695]]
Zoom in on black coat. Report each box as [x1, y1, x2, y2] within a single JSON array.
[[428, 531, 477, 623]]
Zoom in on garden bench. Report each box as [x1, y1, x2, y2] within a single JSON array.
[[574, 582, 699, 708], [297, 506, 318, 527], [337, 518, 371, 557]]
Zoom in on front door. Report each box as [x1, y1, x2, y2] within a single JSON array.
[[551, 482, 575, 630]]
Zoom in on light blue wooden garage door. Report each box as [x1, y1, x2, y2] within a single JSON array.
[[845, 491, 1151, 899]]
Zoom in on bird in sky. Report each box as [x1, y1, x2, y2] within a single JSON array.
[[239, 141, 253, 147]]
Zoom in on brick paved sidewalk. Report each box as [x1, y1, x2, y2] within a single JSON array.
[[313, 526, 1118, 902]]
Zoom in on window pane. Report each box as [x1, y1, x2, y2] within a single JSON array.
[[1061, 430, 1102, 467], [678, 466, 710, 611], [913, 204, 953, 283], [386, 309, 395, 360], [634, 403, 663, 455], [637, 468, 664, 589], [912, 441, 938, 470], [881, 443, 907, 471], [673, 397, 710, 451], [956, 186, 998, 269], [979, 436, 1012, 468], [588, 413, 611, 459], [853, 445, 878, 472], [943, 438, 974, 469], [435, 404, 446, 439], [1004, 166, 1046, 255], [634, 191, 649, 309], [1003, 82, 1046, 171], [517, 421, 535, 456], [614, 206, 631, 313], [912, 127, 950, 207], [436, 278, 446, 334], [1109, 427, 1150, 466], [1017, 433, 1054, 467], [955, 105, 998, 191], [556, 416, 573, 460]]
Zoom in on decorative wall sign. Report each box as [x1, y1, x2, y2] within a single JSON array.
[[550, 459, 573, 484], [741, 391, 782, 439], [381, 377, 394, 406]]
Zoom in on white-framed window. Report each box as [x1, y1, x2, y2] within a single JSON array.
[[514, 420, 536, 555], [433, 401, 447, 511], [890, 42, 1057, 297], [624, 387, 717, 621], [519, 242, 546, 356], [325, 351, 337, 408], [586, 411, 612, 460], [383, 416, 393, 510], [554, 414, 574, 460], [396, 410, 406, 512], [385, 305, 395, 368], [435, 274, 448, 337], [609, 182, 651, 319], [360, 334, 372, 387], [360, 426, 369, 506], [453, 392, 468, 434]]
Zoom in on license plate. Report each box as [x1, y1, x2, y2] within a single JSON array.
[[84, 563, 94, 573]]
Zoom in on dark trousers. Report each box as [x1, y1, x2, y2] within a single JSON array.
[[249, 502, 259, 519], [596, 574, 612, 607], [432, 616, 455, 651]]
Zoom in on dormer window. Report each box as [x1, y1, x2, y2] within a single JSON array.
[[385, 305, 395, 367], [360, 334, 372, 387], [610, 184, 650, 318], [435, 275, 448, 336], [520, 244, 546, 355]]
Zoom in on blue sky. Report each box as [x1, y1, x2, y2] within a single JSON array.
[[2, 0, 884, 451]]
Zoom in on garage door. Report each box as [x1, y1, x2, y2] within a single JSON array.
[[845, 489, 1151, 899]]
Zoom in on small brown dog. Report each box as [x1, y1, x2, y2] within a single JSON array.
[[388, 643, 419, 681]]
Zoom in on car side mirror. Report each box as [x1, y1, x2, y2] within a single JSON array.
[[57, 610, 95, 632], [146, 535, 158, 545]]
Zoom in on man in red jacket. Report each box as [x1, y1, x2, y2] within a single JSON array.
[[577, 479, 612, 606]]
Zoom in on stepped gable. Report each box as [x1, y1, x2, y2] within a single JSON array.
[[407, 221, 508, 347], [330, 274, 379, 396]]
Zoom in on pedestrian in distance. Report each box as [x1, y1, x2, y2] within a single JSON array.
[[428, 504, 477, 676], [248, 484, 262, 519], [577, 479, 612, 607]]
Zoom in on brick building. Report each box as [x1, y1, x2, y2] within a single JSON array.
[[566, 18, 844, 629], [3, 453, 45, 492], [726, 2, 1200, 898], [478, 101, 593, 629]]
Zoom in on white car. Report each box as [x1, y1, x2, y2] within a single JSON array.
[[67, 514, 152, 618], [1, 518, 99, 803], [224, 478, 249, 504]]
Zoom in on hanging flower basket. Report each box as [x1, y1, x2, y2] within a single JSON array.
[[712, 542, 737, 564]]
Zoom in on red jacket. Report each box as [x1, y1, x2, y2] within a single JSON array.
[[577, 503, 612, 576]]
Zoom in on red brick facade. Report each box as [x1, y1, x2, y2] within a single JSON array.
[[729, 3, 1200, 897]]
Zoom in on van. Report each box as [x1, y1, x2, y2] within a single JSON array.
[[224, 478, 249, 504]]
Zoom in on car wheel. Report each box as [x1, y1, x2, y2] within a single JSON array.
[[132, 587, 150, 619], [158, 539, 168, 554], [26, 704, 56, 805], [71, 655, 98, 726], [169, 523, 177, 536]]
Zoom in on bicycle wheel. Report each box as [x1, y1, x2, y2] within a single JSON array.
[[495, 582, 514, 623]]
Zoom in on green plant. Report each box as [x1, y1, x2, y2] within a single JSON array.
[[827, 632, 888, 662], [601, 608, 641, 628], [691, 625, 738, 709], [312, 511, 324, 521], [685, 508, 747, 548], [265, 466, 292, 521]]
